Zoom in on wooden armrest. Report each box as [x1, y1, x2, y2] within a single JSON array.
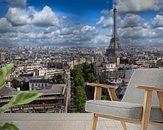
[[137, 86, 163, 92], [86, 82, 118, 101], [86, 83, 115, 89], [137, 86, 163, 124]]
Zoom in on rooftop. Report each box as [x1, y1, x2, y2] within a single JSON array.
[[0, 84, 65, 97], [0, 113, 140, 130]]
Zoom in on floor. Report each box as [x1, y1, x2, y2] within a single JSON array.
[[0, 113, 141, 130]]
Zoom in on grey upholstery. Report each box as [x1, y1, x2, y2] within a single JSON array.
[[85, 100, 163, 122], [85, 69, 163, 122], [85, 100, 143, 120], [122, 69, 163, 106]]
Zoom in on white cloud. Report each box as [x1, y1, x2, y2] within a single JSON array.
[[32, 6, 59, 26], [101, 9, 110, 15], [121, 14, 142, 28], [116, 0, 162, 12], [120, 26, 156, 38], [0, 18, 12, 32], [97, 16, 113, 27], [118, 18, 163, 45], [1, 19, 162, 47], [6, 6, 59, 26], [81, 25, 96, 32], [60, 27, 74, 35], [6, 7, 30, 26], [8, 0, 27, 7], [0, 23, 100, 47], [91, 34, 109, 46], [152, 15, 163, 27]]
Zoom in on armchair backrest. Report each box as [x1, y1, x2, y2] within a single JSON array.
[[122, 69, 163, 107]]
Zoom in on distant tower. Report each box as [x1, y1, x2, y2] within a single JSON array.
[[105, 5, 122, 59]]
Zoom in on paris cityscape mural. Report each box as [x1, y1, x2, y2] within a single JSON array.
[[0, 0, 162, 115]]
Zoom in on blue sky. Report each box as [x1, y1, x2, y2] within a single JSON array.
[[0, 0, 163, 47]]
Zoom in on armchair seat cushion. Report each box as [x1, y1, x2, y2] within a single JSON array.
[[85, 100, 163, 122]]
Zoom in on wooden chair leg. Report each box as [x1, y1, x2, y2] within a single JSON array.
[[157, 91, 163, 114], [141, 122, 148, 130], [92, 113, 98, 130], [121, 121, 127, 130], [141, 90, 152, 130]]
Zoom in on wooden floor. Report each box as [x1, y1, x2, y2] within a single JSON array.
[[0, 113, 141, 130]]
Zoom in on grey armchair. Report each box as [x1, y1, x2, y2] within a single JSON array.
[[85, 69, 163, 130]]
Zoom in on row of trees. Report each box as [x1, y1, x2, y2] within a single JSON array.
[[71, 63, 97, 112]]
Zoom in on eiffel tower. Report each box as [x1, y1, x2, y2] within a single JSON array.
[[105, 5, 123, 59]]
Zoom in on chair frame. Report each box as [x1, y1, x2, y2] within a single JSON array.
[[86, 83, 163, 130]]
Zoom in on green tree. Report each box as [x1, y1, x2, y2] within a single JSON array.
[[71, 63, 98, 112], [87, 73, 97, 83], [75, 86, 87, 112], [73, 64, 84, 87], [83, 63, 97, 82], [74, 72, 84, 87]]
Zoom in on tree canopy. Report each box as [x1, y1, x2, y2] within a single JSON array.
[[71, 63, 97, 112]]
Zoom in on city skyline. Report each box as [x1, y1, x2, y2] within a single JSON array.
[[0, 0, 163, 47]]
